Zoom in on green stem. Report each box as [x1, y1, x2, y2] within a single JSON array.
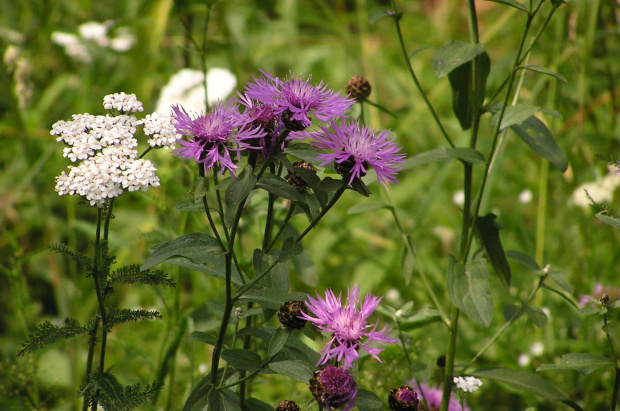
[[199, 165, 226, 250], [390, 0, 455, 148], [262, 164, 277, 250], [440, 307, 460, 410]]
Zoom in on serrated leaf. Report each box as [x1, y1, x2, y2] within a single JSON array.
[[431, 40, 485, 78], [525, 305, 548, 328], [520, 65, 567, 83], [595, 212, 620, 230], [448, 51, 490, 130], [221, 349, 262, 372], [475, 213, 511, 287], [509, 115, 568, 172], [268, 328, 290, 357], [506, 250, 540, 271], [493, 105, 540, 130], [537, 353, 614, 375], [446, 256, 493, 327], [485, 0, 529, 12], [473, 368, 568, 401], [348, 201, 390, 215], [141, 233, 222, 270], [224, 166, 257, 227], [269, 360, 314, 383], [403, 146, 486, 169]]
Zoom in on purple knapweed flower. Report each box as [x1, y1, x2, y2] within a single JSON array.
[[406, 382, 468, 411], [310, 365, 358, 411], [171, 102, 262, 176], [235, 91, 284, 157], [313, 119, 406, 186], [244, 70, 354, 132], [301, 284, 397, 369]]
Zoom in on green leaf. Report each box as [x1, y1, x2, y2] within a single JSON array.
[[493, 105, 540, 130], [509, 115, 568, 172], [224, 166, 257, 227], [18, 318, 89, 356], [431, 40, 485, 78], [475, 213, 511, 287], [595, 212, 620, 230], [403, 147, 485, 169], [221, 349, 262, 372], [367, 9, 397, 24], [141, 233, 223, 270], [256, 173, 300, 201], [547, 269, 572, 293], [602, 322, 617, 335], [446, 256, 493, 327], [175, 200, 205, 212], [253, 249, 290, 293], [190, 331, 218, 346], [183, 376, 212, 411], [238, 289, 307, 310], [280, 237, 303, 262], [269, 360, 314, 383], [244, 398, 273, 411], [506, 250, 540, 271], [525, 305, 548, 328], [473, 368, 568, 401], [356, 388, 384, 410], [268, 328, 291, 357], [284, 143, 328, 167], [519, 65, 567, 83], [448, 51, 490, 130], [485, 0, 529, 13], [537, 353, 614, 375], [398, 308, 442, 330], [350, 177, 372, 197], [503, 304, 524, 322]]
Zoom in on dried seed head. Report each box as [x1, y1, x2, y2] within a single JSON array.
[[346, 75, 372, 101], [278, 300, 309, 330]]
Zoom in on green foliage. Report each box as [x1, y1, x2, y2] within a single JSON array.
[[104, 308, 162, 331], [108, 265, 176, 288], [17, 318, 90, 356]]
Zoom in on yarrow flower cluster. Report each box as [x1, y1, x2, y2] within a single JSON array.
[[453, 376, 482, 393], [53, 93, 177, 207], [301, 284, 398, 369]]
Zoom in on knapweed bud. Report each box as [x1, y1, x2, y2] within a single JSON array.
[[388, 386, 419, 411], [346, 75, 372, 102], [282, 109, 306, 132], [278, 300, 308, 330], [285, 161, 317, 192], [334, 155, 368, 183], [600, 293, 610, 305], [309, 365, 357, 411], [275, 400, 300, 411]]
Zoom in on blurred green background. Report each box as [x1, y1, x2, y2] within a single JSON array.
[[1, 0, 619, 409]]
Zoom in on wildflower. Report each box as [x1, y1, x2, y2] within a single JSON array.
[[301, 284, 397, 368], [388, 386, 419, 411], [235, 91, 284, 156], [278, 300, 309, 331], [407, 382, 467, 411], [313, 119, 405, 187], [453, 376, 482, 393], [244, 70, 354, 132], [285, 161, 317, 192], [171, 102, 262, 176], [275, 400, 300, 411], [518, 189, 533, 204], [103, 92, 144, 113], [309, 365, 357, 411], [346, 75, 372, 102], [140, 112, 180, 149]]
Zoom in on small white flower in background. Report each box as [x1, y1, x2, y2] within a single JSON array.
[[78, 21, 112, 47], [452, 189, 465, 207], [51, 31, 91, 63], [110, 27, 135, 52], [3, 45, 34, 108], [519, 189, 533, 204], [140, 112, 180, 149], [51, 21, 135, 63], [518, 353, 531, 367], [155, 68, 237, 115], [530, 342, 544, 356], [454, 376, 482, 392], [103, 92, 144, 112], [570, 167, 620, 208]]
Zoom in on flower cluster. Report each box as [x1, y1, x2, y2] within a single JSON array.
[[171, 70, 405, 186], [53, 93, 178, 207], [453, 376, 482, 393], [406, 381, 469, 411]]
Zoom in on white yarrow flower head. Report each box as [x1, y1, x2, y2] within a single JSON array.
[[103, 92, 144, 113], [454, 376, 482, 393], [140, 112, 180, 149]]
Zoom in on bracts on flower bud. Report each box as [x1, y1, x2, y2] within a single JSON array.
[[388, 386, 419, 411], [285, 161, 317, 192], [309, 365, 357, 411], [346, 75, 372, 102], [278, 300, 309, 331], [275, 400, 300, 411]]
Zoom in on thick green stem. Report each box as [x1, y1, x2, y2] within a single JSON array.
[[440, 308, 460, 410]]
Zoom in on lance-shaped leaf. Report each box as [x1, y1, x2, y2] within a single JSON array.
[[506, 250, 540, 271], [141, 233, 222, 270], [448, 51, 490, 130], [446, 256, 493, 327], [256, 173, 300, 202], [519, 65, 567, 83], [537, 353, 615, 375], [268, 360, 314, 383], [486, 0, 529, 13], [509, 115, 568, 172], [356, 389, 384, 410], [224, 166, 257, 227], [493, 104, 540, 130], [475, 213, 511, 287], [596, 212, 620, 230], [221, 349, 262, 372], [431, 40, 485, 78], [403, 146, 486, 170]]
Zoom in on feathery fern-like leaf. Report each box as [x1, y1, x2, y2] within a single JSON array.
[[104, 308, 162, 332], [48, 243, 94, 271], [108, 265, 176, 287], [80, 369, 163, 410], [18, 318, 89, 356]]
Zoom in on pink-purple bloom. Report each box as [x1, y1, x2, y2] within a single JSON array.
[[312, 119, 405, 186], [171, 102, 262, 176], [407, 382, 468, 411], [301, 284, 397, 369], [310, 365, 358, 411], [243, 70, 354, 132]]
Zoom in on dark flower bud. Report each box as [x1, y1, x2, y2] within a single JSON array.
[[389, 386, 419, 411], [309, 365, 357, 411], [275, 400, 300, 411], [278, 300, 308, 330], [436, 355, 446, 368], [285, 161, 317, 192], [334, 155, 368, 183], [347, 75, 372, 102], [600, 293, 610, 306], [282, 110, 307, 132]]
